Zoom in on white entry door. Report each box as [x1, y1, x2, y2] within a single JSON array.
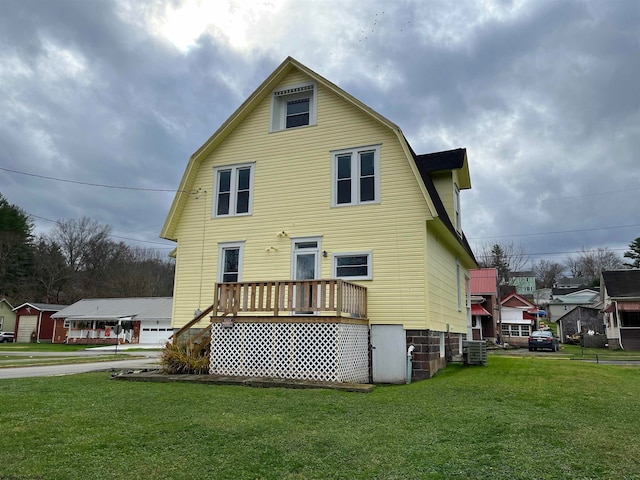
[[292, 238, 321, 313], [371, 324, 407, 383]]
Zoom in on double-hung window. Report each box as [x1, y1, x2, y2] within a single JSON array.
[[213, 163, 254, 217], [271, 83, 316, 131], [331, 145, 381, 207], [218, 242, 244, 282], [332, 251, 372, 280]]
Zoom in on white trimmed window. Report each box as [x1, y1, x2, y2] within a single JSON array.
[[213, 163, 254, 217], [271, 83, 316, 131], [332, 251, 372, 280], [218, 242, 244, 282], [331, 145, 381, 207], [502, 324, 531, 337]]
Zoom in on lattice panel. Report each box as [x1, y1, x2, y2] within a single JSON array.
[[210, 322, 369, 383]]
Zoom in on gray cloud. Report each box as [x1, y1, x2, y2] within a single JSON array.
[[1, 0, 638, 266]]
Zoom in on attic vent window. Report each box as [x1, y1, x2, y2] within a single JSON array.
[[271, 82, 316, 131]]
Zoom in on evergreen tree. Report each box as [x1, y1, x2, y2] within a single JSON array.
[[0, 193, 34, 298], [624, 237, 640, 269]]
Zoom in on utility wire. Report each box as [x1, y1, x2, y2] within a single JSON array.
[[468, 223, 640, 240], [27, 213, 174, 249], [0, 166, 181, 192]]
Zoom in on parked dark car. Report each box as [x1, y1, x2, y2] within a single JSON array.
[[0, 331, 15, 343], [528, 330, 559, 351]]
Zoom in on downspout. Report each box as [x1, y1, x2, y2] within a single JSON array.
[[406, 345, 415, 384]]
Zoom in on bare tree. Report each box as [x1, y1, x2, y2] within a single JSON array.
[[51, 217, 112, 272], [533, 259, 565, 288], [475, 241, 529, 284], [564, 247, 624, 285], [31, 237, 69, 303]]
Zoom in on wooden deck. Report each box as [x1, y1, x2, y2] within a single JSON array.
[[214, 279, 367, 318], [172, 279, 368, 345]]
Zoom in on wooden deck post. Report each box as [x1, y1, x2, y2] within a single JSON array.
[[273, 281, 280, 317]]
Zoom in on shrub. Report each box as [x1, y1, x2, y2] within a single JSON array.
[[160, 340, 209, 374]]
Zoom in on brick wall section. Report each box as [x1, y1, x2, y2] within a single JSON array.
[[406, 330, 465, 380]]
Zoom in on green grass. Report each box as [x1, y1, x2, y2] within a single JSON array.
[[2, 357, 639, 479], [0, 353, 139, 367], [0, 343, 99, 352]]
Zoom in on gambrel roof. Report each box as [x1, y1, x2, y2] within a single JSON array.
[[161, 56, 476, 267]]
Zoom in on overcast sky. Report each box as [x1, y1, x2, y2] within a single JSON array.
[[1, 0, 639, 268]]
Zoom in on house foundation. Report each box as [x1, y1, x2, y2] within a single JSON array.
[[406, 329, 464, 380]]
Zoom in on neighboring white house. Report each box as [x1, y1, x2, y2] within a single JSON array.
[[547, 289, 599, 324]]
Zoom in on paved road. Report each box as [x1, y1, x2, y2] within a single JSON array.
[[0, 350, 161, 379]]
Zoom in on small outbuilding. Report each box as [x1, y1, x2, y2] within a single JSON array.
[[557, 306, 605, 347], [13, 302, 68, 343]]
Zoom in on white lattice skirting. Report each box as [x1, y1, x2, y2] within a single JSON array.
[[210, 322, 370, 383]]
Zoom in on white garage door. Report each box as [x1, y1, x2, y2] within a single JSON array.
[[17, 316, 38, 343], [139, 321, 173, 346]]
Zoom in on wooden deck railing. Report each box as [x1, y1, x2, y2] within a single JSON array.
[[213, 279, 367, 318]]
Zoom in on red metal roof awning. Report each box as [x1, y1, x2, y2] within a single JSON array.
[[471, 304, 491, 316], [606, 301, 640, 312]]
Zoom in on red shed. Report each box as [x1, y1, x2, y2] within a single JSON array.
[[13, 303, 68, 343]]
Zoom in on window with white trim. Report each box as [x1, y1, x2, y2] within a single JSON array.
[[218, 242, 244, 282], [271, 83, 316, 131], [213, 164, 254, 217], [331, 145, 381, 207], [502, 324, 531, 337], [332, 251, 372, 280]]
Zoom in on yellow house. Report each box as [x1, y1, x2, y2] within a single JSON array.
[[161, 57, 477, 383]]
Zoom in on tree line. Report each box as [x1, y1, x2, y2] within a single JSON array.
[[0, 194, 174, 305], [476, 238, 640, 289]]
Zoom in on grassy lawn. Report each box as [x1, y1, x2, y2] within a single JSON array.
[[491, 344, 640, 361], [0, 343, 100, 352], [2, 356, 639, 479], [0, 353, 138, 367]]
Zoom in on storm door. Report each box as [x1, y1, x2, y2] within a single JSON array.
[[292, 238, 321, 314]]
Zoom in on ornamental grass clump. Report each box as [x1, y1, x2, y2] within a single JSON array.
[[160, 340, 209, 374]]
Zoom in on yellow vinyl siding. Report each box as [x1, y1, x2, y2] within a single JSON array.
[[426, 224, 468, 333], [431, 172, 456, 227], [170, 69, 463, 331]]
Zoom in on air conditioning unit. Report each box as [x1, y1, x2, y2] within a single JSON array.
[[463, 340, 487, 366]]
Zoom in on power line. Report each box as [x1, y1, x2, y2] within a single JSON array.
[[0, 166, 181, 192], [27, 213, 174, 249], [473, 186, 640, 208], [469, 223, 640, 240]]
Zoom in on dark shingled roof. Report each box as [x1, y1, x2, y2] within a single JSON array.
[[406, 142, 476, 265], [602, 270, 640, 297], [415, 148, 467, 172]]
